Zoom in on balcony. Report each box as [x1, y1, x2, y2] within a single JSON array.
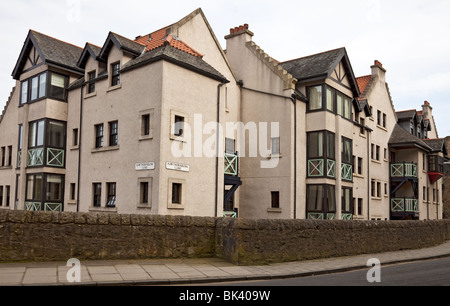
[[390, 162, 417, 179], [224, 152, 238, 176], [391, 197, 419, 220]]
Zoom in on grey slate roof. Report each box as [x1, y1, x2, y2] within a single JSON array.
[[396, 110, 417, 121], [280, 48, 345, 81], [30, 30, 84, 72], [121, 45, 228, 83], [12, 30, 84, 79], [389, 124, 432, 151], [423, 138, 447, 153], [99, 32, 146, 60]]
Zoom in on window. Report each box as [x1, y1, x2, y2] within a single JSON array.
[[384, 148, 387, 160], [1, 147, 4, 167], [271, 137, 280, 155], [20, 72, 48, 105], [423, 186, 426, 201], [0, 186, 3, 206], [88, 71, 96, 94], [70, 183, 76, 201], [111, 62, 120, 86], [271, 191, 280, 209], [95, 124, 104, 149], [5, 186, 10, 207], [377, 110, 381, 126], [93, 183, 101, 207], [326, 87, 334, 112], [308, 85, 322, 111], [48, 72, 67, 101], [18, 125, 23, 150], [45, 175, 63, 202], [73, 129, 79, 147], [360, 117, 365, 135], [306, 185, 336, 219], [29, 120, 45, 148], [225, 138, 236, 155], [106, 183, 116, 207], [357, 157, 363, 175], [341, 137, 352, 164], [26, 174, 43, 202], [140, 182, 149, 204], [358, 198, 363, 216], [376, 145, 380, 161], [384, 183, 388, 196], [377, 182, 381, 198], [47, 121, 65, 148], [109, 121, 118, 146], [172, 183, 182, 204], [174, 115, 184, 137], [7, 146, 12, 166], [371, 180, 375, 197], [142, 114, 150, 136], [307, 131, 335, 178], [342, 187, 353, 214], [383, 113, 387, 128]]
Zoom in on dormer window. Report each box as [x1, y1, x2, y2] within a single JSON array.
[[87, 71, 96, 94], [111, 62, 120, 87]]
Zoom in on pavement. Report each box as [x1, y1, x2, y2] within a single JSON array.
[[2, 240, 450, 286]]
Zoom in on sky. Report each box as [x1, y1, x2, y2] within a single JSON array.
[[0, 0, 449, 136]]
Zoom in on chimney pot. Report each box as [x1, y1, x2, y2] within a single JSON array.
[[374, 60, 383, 68]]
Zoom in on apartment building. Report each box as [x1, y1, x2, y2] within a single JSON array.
[[0, 8, 446, 220]]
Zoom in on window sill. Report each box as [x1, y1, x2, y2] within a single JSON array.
[[267, 207, 282, 213], [91, 145, 120, 154], [85, 91, 97, 99], [371, 197, 382, 201], [67, 201, 77, 205], [139, 134, 153, 141], [268, 153, 282, 159], [376, 125, 388, 132], [0, 166, 13, 170], [353, 173, 364, 179], [89, 206, 117, 213], [371, 159, 381, 164], [359, 133, 366, 139], [137, 204, 152, 209], [107, 84, 122, 93], [168, 203, 185, 210], [70, 146, 80, 151]]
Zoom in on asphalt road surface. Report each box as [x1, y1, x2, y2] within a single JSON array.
[[208, 257, 450, 286]]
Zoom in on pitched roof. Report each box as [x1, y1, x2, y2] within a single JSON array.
[[423, 138, 447, 154], [77, 43, 102, 68], [98, 32, 146, 60], [134, 28, 203, 58], [389, 124, 432, 151], [356, 75, 373, 98], [396, 109, 417, 121], [12, 30, 84, 79], [280, 47, 360, 96], [121, 45, 227, 83]]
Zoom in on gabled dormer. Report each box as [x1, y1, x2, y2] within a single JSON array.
[[12, 30, 84, 105]]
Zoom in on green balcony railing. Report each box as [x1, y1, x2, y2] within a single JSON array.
[[307, 212, 336, 220], [25, 201, 63, 212], [308, 159, 336, 178], [391, 198, 418, 212], [224, 153, 238, 176], [341, 163, 353, 181], [47, 148, 65, 167], [27, 148, 44, 167], [390, 163, 417, 178], [26, 147, 65, 168]]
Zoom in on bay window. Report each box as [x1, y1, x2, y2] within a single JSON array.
[[306, 184, 336, 220], [307, 131, 335, 178], [306, 84, 353, 120], [19, 71, 67, 105]]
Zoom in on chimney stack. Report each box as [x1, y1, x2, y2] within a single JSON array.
[[371, 60, 386, 82], [225, 24, 254, 40]]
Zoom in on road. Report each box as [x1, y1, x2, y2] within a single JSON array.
[[207, 257, 450, 286]]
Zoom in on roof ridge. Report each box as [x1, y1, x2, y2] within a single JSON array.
[[246, 41, 297, 90], [279, 47, 345, 64], [30, 29, 83, 50]]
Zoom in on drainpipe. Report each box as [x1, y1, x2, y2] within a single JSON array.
[[367, 127, 372, 220], [215, 82, 225, 218], [76, 84, 84, 213], [291, 93, 299, 219]]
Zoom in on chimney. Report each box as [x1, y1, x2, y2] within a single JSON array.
[[371, 60, 386, 82], [422, 101, 433, 120], [225, 24, 254, 41]]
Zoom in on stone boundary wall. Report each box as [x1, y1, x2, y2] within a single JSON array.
[[1, 210, 450, 264], [216, 218, 450, 265], [0, 210, 216, 262]]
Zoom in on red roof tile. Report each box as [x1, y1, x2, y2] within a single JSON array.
[[356, 75, 372, 96], [134, 26, 203, 58]]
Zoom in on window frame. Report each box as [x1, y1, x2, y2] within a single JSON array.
[[95, 124, 104, 149], [87, 70, 96, 94], [111, 62, 121, 87], [92, 183, 102, 208], [106, 182, 116, 208], [306, 84, 353, 121], [271, 191, 280, 209], [109, 121, 119, 147]]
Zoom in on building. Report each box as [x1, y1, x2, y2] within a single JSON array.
[[0, 8, 446, 220]]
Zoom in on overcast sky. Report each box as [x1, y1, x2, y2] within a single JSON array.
[[0, 0, 449, 136]]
